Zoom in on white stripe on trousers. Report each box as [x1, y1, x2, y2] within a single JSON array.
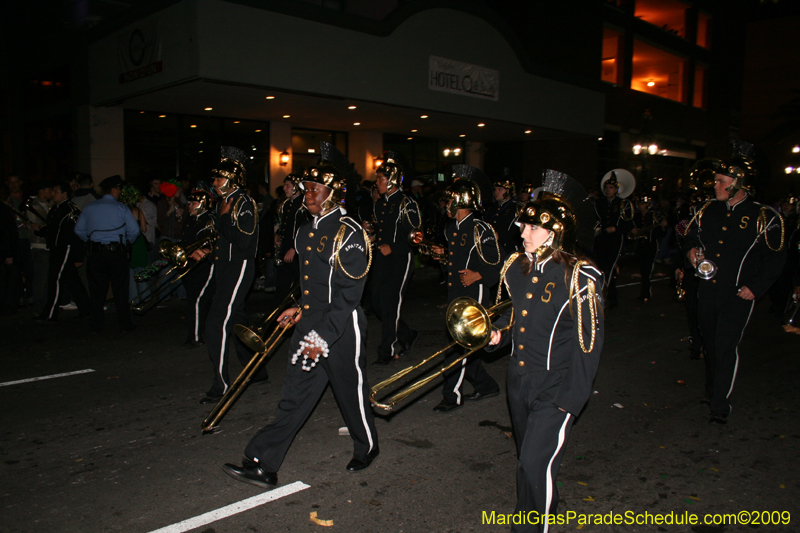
[[47, 245, 71, 318], [194, 264, 215, 341], [543, 413, 571, 533], [391, 253, 413, 356], [218, 261, 248, 394], [352, 309, 374, 453], [728, 300, 755, 399]]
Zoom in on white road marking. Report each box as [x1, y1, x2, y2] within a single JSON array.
[[0, 369, 95, 387], [147, 481, 311, 533]]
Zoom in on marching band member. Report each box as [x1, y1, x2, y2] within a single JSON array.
[[192, 149, 263, 404], [487, 170, 603, 533], [36, 181, 91, 322], [593, 172, 633, 308], [274, 173, 308, 300], [630, 195, 666, 301], [222, 142, 378, 489], [685, 142, 785, 424], [430, 165, 501, 413], [485, 168, 521, 255], [180, 188, 216, 348], [371, 150, 421, 365]]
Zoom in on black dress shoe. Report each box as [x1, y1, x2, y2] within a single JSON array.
[[433, 399, 463, 413], [346, 448, 380, 472], [709, 414, 728, 425], [222, 459, 278, 488], [200, 393, 223, 404], [465, 390, 500, 401]]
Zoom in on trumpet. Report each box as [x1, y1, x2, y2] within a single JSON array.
[[202, 286, 301, 433], [130, 223, 217, 314], [408, 229, 446, 263], [370, 297, 513, 412]]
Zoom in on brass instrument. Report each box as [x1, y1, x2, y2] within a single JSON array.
[[235, 283, 301, 352], [694, 247, 717, 280], [408, 229, 446, 263], [130, 222, 217, 314], [783, 292, 800, 335], [202, 287, 301, 433], [674, 268, 686, 302], [370, 297, 513, 412]]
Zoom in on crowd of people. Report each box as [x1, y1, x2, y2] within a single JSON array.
[[1, 141, 799, 533]]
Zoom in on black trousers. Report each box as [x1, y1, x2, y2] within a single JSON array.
[[41, 246, 91, 319], [244, 310, 378, 472], [370, 252, 415, 361], [594, 234, 623, 304], [697, 283, 755, 417], [86, 249, 133, 331], [275, 259, 300, 302], [683, 272, 703, 355], [183, 263, 215, 343], [635, 240, 658, 299], [507, 367, 574, 533], [205, 260, 257, 396], [441, 341, 499, 404]]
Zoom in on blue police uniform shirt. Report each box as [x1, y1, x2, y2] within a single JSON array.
[[74, 194, 140, 244]]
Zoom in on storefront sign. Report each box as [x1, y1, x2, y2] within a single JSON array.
[[118, 21, 162, 84], [429, 56, 499, 101]]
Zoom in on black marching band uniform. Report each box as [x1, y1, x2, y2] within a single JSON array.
[[223, 142, 378, 489], [202, 154, 264, 402], [488, 170, 603, 533], [685, 146, 786, 423], [180, 190, 216, 347], [631, 197, 665, 301], [274, 175, 307, 301], [39, 190, 91, 320], [485, 169, 522, 255], [593, 173, 633, 307], [436, 165, 501, 411], [371, 151, 421, 364]]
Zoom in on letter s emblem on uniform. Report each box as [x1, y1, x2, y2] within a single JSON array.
[[317, 235, 328, 252], [739, 216, 749, 229], [541, 282, 555, 303], [460, 233, 468, 247]]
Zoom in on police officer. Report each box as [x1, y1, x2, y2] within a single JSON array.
[[192, 153, 262, 404], [484, 168, 521, 255], [487, 170, 604, 533], [631, 195, 666, 301], [37, 181, 90, 322], [74, 175, 140, 333], [593, 173, 633, 308], [686, 145, 786, 424], [371, 150, 421, 365], [222, 142, 378, 489], [274, 173, 308, 301], [430, 165, 501, 412], [180, 189, 216, 348]]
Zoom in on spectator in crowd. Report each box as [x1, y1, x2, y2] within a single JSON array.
[[28, 180, 54, 315], [72, 173, 99, 210]]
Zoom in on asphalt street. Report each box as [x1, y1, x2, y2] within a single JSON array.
[[1, 256, 799, 533]]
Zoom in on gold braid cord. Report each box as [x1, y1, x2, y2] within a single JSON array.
[[474, 223, 501, 266], [401, 197, 422, 231], [757, 206, 785, 252], [569, 260, 598, 354], [333, 224, 372, 280], [684, 201, 712, 233], [232, 197, 258, 236], [496, 252, 521, 305]]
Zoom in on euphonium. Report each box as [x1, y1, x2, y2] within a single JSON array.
[[408, 229, 446, 263], [370, 297, 513, 412]]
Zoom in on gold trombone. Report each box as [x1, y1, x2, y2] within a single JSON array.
[[130, 223, 217, 314], [370, 297, 513, 412], [408, 229, 447, 263], [202, 285, 301, 433]]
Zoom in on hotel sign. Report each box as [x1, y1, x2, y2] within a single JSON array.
[[429, 56, 499, 101], [118, 21, 163, 84]]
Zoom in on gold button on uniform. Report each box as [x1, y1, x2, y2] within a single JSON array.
[[712, 280, 717, 284], [532, 277, 539, 283], [726, 213, 731, 217], [449, 272, 452, 276], [304, 260, 309, 265], [303, 275, 308, 280], [519, 327, 525, 333], [526, 293, 533, 299], [448, 282, 452, 286], [309, 232, 314, 237], [453, 232, 457, 236], [303, 304, 310, 309], [521, 310, 528, 316], [719, 240, 723, 244], [303, 290, 309, 295], [451, 241, 455, 245], [518, 361, 525, 367], [518, 344, 524, 350], [722, 226, 727, 231], [716, 253, 720, 257], [306, 246, 312, 251]]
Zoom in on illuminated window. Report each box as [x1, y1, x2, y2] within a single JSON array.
[[697, 12, 711, 48], [634, 0, 688, 39], [602, 28, 623, 84], [693, 64, 707, 108], [632, 39, 686, 103]]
